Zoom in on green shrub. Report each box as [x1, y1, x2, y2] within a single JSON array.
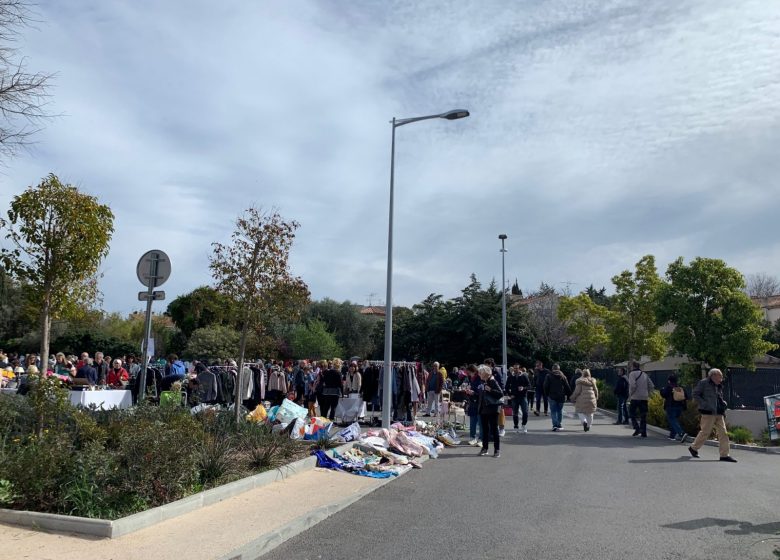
[[595, 380, 616, 410], [759, 429, 780, 447], [647, 392, 668, 430], [727, 425, 753, 444]]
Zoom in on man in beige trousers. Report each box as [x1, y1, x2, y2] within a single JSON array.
[[688, 368, 737, 463]]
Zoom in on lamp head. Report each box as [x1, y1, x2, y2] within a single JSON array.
[[498, 234, 508, 240], [441, 109, 470, 120]]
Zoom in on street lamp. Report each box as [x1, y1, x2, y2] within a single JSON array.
[[499, 234, 508, 378], [382, 108, 470, 428]]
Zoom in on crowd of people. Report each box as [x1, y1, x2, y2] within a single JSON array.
[[0, 349, 738, 462]]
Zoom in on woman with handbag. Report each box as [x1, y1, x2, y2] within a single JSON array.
[[477, 364, 504, 458]]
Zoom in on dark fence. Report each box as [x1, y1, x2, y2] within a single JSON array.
[[591, 367, 780, 410]]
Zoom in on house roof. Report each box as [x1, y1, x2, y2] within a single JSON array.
[[753, 295, 780, 309], [360, 306, 386, 316]]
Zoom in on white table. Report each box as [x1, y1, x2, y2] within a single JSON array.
[[69, 389, 132, 410], [335, 396, 366, 422]]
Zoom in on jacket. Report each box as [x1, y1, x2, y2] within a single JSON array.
[[571, 377, 599, 414], [692, 378, 726, 415], [478, 376, 504, 414], [659, 383, 687, 410], [614, 375, 629, 398], [268, 371, 287, 393], [505, 373, 530, 399], [628, 370, 654, 400], [426, 369, 443, 393], [534, 368, 550, 389], [543, 371, 572, 402]]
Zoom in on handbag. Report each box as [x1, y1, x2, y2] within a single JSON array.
[[672, 387, 685, 402]]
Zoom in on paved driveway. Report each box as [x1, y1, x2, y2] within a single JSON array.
[[262, 405, 780, 560]]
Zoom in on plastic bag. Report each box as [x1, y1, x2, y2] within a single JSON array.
[[289, 417, 306, 440], [246, 404, 268, 423], [304, 417, 333, 441], [267, 405, 280, 422], [275, 398, 309, 424], [335, 422, 361, 443]]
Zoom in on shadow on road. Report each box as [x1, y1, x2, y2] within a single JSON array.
[[661, 517, 780, 536], [627, 457, 694, 464]]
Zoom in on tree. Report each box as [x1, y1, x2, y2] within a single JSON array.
[[511, 279, 522, 296], [0, 1, 53, 158], [0, 174, 114, 369], [166, 286, 238, 338], [210, 207, 309, 421], [305, 298, 375, 358], [657, 257, 777, 373], [765, 318, 780, 359], [584, 284, 612, 308], [288, 318, 343, 359], [607, 255, 666, 362], [557, 293, 610, 355], [184, 325, 240, 362], [745, 273, 780, 299]]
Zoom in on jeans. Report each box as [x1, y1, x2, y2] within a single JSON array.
[[629, 400, 648, 435], [511, 396, 528, 428], [535, 389, 548, 413], [469, 411, 483, 440], [549, 399, 564, 428], [426, 390, 440, 414], [320, 395, 339, 420], [480, 412, 500, 452], [617, 397, 629, 423], [666, 407, 684, 438]]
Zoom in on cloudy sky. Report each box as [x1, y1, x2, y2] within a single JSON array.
[[1, 0, 779, 314]]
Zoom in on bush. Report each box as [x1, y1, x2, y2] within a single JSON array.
[[647, 392, 668, 430], [727, 425, 753, 444], [595, 380, 616, 410]]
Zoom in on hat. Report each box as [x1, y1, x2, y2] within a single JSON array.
[[229, 360, 237, 367]]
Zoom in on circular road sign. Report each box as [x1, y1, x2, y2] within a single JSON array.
[[136, 250, 171, 288]]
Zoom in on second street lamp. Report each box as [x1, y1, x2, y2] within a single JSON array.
[[382, 109, 470, 428], [499, 234, 508, 378]]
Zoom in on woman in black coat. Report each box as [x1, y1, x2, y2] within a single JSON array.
[[478, 364, 504, 458]]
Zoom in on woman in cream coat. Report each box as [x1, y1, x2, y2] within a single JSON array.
[[570, 368, 599, 431]]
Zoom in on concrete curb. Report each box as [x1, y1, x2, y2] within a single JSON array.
[[597, 408, 780, 454], [0, 442, 357, 538]]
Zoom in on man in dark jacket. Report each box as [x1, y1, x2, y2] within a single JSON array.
[[688, 368, 736, 462], [533, 360, 551, 416], [613, 368, 630, 425], [75, 353, 98, 387], [543, 363, 572, 431], [505, 365, 530, 433]]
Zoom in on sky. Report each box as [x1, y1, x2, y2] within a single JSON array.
[[1, 0, 779, 314]]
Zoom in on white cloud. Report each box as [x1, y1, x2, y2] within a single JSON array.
[[1, 0, 779, 314]]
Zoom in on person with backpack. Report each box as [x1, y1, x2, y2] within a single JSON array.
[[659, 374, 687, 441], [543, 363, 572, 431], [613, 368, 630, 425], [628, 361, 654, 438]]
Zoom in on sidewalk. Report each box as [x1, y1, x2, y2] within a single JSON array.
[[0, 466, 389, 560]]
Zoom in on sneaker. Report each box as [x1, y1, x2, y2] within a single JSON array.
[[632, 430, 640, 437], [719, 456, 737, 463], [521, 426, 528, 434], [498, 428, 506, 437], [582, 421, 587, 432], [557, 426, 564, 431], [688, 446, 699, 458], [552, 427, 559, 432], [679, 434, 688, 444], [493, 451, 501, 458], [667, 436, 677, 441], [479, 449, 488, 456], [468, 438, 478, 446], [533, 410, 540, 416], [584, 423, 590, 432], [473, 439, 483, 447]]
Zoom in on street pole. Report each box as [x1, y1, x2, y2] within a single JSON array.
[[382, 109, 470, 428], [137, 256, 159, 402], [499, 234, 508, 377]]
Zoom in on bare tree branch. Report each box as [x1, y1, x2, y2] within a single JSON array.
[[745, 272, 780, 299]]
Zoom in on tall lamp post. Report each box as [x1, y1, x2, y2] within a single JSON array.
[[499, 234, 508, 377], [382, 108, 470, 428]]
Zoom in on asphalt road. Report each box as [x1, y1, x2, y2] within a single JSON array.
[[261, 406, 780, 560]]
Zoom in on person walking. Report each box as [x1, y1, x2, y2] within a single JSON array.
[[570, 368, 599, 431], [613, 368, 630, 425], [659, 374, 687, 441], [543, 364, 572, 431], [533, 360, 550, 416], [628, 361, 654, 438], [688, 368, 737, 462], [505, 365, 530, 433], [477, 364, 503, 458], [464, 365, 483, 446]]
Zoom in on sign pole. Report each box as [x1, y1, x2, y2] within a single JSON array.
[[137, 254, 160, 402]]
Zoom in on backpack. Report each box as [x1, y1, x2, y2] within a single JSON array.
[[672, 386, 686, 402]]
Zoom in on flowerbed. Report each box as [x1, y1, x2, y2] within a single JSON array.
[[0, 377, 310, 520]]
